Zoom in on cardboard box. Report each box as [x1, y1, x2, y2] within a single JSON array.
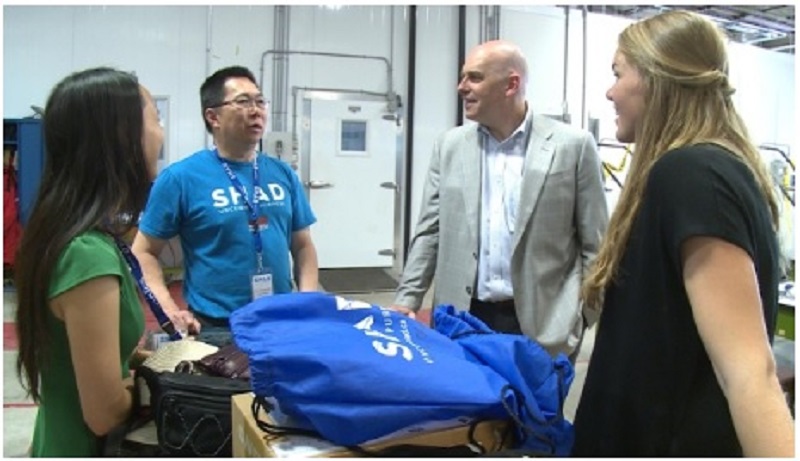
[[231, 393, 510, 457]]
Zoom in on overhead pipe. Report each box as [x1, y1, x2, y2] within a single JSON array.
[[389, 6, 395, 73], [259, 49, 396, 123], [271, 6, 291, 132]]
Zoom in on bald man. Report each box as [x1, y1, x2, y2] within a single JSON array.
[[391, 40, 608, 359]]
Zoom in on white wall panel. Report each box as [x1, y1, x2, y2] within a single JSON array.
[[3, 5, 209, 164], [463, 6, 482, 55], [500, 6, 568, 117], [584, 12, 632, 143], [172, 8, 211, 161], [3, 7, 80, 116], [410, 6, 459, 232], [208, 6, 274, 74], [206, 6, 275, 148], [728, 41, 795, 147], [73, 6, 208, 164]]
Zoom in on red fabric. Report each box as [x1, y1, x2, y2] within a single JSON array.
[[4, 162, 23, 266]]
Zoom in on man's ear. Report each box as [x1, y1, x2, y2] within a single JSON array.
[[204, 108, 220, 131], [506, 73, 522, 96]]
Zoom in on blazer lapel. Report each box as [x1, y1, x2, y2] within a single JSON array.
[[459, 128, 482, 245], [512, 116, 555, 251]]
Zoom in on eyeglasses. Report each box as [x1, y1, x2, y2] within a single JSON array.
[[212, 96, 268, 110]]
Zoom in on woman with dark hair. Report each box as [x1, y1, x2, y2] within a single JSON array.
[[573, 10, 794, 456], [14, 67, 165, 456]]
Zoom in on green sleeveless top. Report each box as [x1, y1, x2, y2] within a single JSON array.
[[31, 231, 144, 457]]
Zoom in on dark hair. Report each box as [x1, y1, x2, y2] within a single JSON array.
[[199, 65, 259, 133], [14, 67, 151, 402]]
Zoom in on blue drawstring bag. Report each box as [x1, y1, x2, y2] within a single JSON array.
[[230, 292, 573, 454], [432, 305, 575, 455]]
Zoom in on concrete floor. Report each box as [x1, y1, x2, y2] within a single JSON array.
[[0, 275, 595, 457], [4, 289, 36, 458]]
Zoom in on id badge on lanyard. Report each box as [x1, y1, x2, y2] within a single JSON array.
[[251, 270, 274, 300], [250, 215, 271, 301], [217, 150, 273, 301]]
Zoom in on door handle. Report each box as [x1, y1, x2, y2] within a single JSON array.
[[380, 182, 398, 190], [306, 180, 333, 189]]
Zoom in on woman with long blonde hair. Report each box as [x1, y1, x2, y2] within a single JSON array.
[[572, 10, 794, 456]]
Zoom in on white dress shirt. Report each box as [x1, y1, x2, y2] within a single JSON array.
[[475, 111, 531, 302]]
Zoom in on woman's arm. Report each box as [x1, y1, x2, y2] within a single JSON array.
[[682, 236, 794, 457], [51, 275, 135, 436]]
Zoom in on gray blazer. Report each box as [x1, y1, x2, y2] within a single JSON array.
[[395, 113, 609, 357]]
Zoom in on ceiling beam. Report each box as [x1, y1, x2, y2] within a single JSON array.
[[771, 44, 795, 52], [751, 35, 796, 49], [583, 4, 795, 51], [721, 5, 795, 31]]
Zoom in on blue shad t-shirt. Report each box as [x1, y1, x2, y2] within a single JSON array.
[[138, 149, 316, 318]]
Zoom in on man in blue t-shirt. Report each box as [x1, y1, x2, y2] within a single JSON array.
[[133, 66, 319, 331]]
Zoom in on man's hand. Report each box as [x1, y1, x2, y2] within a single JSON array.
[[386, 305, 417, 320], [167, 309, 201, 336]]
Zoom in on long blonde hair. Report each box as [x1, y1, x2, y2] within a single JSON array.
[[581, 10, 779, 310]]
